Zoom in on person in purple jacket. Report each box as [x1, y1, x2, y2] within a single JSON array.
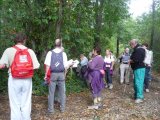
[[87, 46, 105, 106]]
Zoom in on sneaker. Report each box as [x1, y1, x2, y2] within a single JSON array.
[[120, 80, 123, 84], [145, 89, 150, 93], [93, 98, 98, 105], [135, 99, 143, 103], [126, 82, 130, 85], [60, 109, 65, 113], [88, 105, 99, 109], [120, 81, 123, 84], [97, 97, 102, 102], [109, 84, 113, 89], [105, 84, 108, 88], [46, 111, 54, 115]]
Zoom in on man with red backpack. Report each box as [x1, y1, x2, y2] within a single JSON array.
[[0, 33, 40, 120]]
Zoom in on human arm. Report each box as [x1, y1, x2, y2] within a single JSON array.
[[0, 64, 6, 69], [63, 52, 69, 69], [0, 49, 9, 69], [110, 56, 115, 70], [88, 58, 96, 70], [29, 49, 40, 69], [44, 64, 50, 80]]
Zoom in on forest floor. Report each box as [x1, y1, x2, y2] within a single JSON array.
[[0, 72, 160, 120]]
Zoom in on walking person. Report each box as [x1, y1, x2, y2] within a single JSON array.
[[44, 38, 68, 114], [87, 46, 105, 107], [142, 43, 153, 93], [119, 48, 130, 84], [129, 39, 146, 103], [0, 33, 40, 120], [104, 49, 115, 89]]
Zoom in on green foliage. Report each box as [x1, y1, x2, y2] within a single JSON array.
[[0, 0, 133, 94], [134, 2, 160, 72], [32, 68, 88, 95], [32, 70, 48, 96], [66, 70, 88, 94], [0, 69, 8, 93]]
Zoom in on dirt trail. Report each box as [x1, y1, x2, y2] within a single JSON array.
[[0, 73, 160, 120]]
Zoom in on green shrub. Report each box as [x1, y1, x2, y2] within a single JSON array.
[[66, 70, 88, 94]]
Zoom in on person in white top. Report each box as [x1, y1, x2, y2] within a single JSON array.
[[0, 33, 40, 120], [44, 38, 68, 114], [142, 43, 153, 93], [104, 49, 115, 89]]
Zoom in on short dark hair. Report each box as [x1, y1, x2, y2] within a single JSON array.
[[14, 33, 27, 44], [142, 43, 149, 48], [94, 46, 101, 55]]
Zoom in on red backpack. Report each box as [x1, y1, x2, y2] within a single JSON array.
[[11, 46, 34, 79]]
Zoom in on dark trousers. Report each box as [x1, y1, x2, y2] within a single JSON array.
[[144, 66, 151, 89], [105, 68, 112, 85]]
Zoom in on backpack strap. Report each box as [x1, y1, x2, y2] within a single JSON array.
[[13, 45, 28, 51]]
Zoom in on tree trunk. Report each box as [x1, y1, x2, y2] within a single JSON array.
[[94, 0, 104, 46], [116, 35, 120, 58], [150, 0, 155, 50], [55, 0, 64, 38]]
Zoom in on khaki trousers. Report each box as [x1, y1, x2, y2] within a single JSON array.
[[120, 63, 130, 83]]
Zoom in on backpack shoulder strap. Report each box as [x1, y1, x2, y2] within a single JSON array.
[[13, 45, 28, 51]]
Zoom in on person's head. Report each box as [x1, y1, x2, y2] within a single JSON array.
[[142, 43, 149, 49], [106, 49, 110, 56], [55, 38, 62, 48], [125, 48, 129, 53], [130, 39, 138, 48], [80, 54, 84, 60], [13, 33, 27, 44], [93, 46, 101, 56], [110, 50, 113, 55]]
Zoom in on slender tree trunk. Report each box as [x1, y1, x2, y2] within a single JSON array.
[[55, 0, 64, 38], [116, 35, 120, 58], [150, 0, 155, 49], [94, 0, 104, 46]]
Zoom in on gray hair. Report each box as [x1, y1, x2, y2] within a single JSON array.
[[55, 38, 62, 47], [130, 39, 138, 44]]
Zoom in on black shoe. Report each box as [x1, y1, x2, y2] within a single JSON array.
[[46, 111, 54, 115]]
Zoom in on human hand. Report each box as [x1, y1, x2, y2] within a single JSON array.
[[0, 64, 5, 69]]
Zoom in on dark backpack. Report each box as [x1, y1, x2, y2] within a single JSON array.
[[50, 51, 65, 72]]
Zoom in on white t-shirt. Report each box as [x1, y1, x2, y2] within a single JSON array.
[[0, 45, 40, 72], [44, 47, 68, 69], [104, 55, 114, 63], [144, 49, 153, 66]]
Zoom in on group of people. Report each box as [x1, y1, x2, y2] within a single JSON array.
[[76, 39, 153, 106], [0, 33, 153, 119], [119, 40, 153, 103]]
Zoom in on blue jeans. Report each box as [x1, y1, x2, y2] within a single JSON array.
[[105, 68, 112, 85], [144, 66, 151, 89]]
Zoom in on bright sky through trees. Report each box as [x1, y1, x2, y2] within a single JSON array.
[[129, 0, 153, 18]]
